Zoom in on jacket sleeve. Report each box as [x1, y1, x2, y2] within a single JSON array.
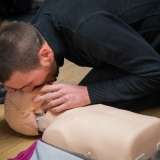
[[75, 12, 160, 104]]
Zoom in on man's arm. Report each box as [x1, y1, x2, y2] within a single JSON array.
[[75, 12, 160, 104], [33, 12, 160, 112]]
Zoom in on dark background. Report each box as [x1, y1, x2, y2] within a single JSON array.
[[0, 0, 43, 23]]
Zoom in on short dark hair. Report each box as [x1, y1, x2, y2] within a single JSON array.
[[0, 22, 45, 83]]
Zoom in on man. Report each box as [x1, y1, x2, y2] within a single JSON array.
[[0, 0, 160, 112]]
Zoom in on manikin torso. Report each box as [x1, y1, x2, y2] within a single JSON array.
[[4, 90, 160, 160]]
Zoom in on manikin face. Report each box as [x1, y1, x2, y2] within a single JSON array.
[[4, 90, 46, 136]]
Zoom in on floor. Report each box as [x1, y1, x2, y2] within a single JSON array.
[[0, 2, 160, 159]]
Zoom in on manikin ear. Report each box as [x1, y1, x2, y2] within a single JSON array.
[[38, 42, 54, 67]]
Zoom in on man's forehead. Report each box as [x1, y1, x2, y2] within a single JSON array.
[[4, 71, 33, 88]]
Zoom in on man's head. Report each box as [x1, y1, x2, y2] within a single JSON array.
[[0, 22, 59, 93]]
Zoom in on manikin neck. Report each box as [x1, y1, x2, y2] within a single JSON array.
[[36, 113, 46, 133]]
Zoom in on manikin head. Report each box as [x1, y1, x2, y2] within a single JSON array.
[[4, 90, 46, 136], [0, 22, 58, 93]]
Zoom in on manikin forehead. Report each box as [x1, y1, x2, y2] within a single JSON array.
[[9, 90, 44, 113]]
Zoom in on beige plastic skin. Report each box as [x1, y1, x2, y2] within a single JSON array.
[[42, 104, 160, 160], [4, 90, 45, 136]]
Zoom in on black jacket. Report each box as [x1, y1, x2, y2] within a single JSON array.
[[32, 0, 160, 104]]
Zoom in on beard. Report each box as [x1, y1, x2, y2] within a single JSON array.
[[32, 59, 59, 93], [44, 59, 59, 84]]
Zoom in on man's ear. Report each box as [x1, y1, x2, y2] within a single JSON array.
[[38, 43, 54, 67]]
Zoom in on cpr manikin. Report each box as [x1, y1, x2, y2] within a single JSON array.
[[4, 90, 160, 160]]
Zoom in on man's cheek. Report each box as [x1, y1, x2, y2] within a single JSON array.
[[32, 87, 42, 94]]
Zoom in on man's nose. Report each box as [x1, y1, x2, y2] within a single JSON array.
[[21, 87, 33, 93]]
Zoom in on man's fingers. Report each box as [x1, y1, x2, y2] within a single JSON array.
[[40, 83, 62, 93], [41, 96, 68, 109], [34, 89, 64, 102], [50, 103, 68, 112]]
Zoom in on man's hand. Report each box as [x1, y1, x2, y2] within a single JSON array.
[[33, 82, 91, 112]]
